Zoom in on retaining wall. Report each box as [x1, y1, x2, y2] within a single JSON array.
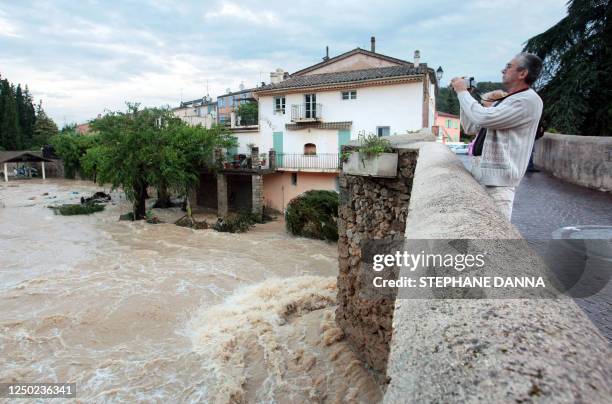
[[535, 133, 612, 192]]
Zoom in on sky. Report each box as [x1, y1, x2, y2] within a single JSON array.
[[0, 0, 568, 126]]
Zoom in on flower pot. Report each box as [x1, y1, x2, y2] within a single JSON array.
[[342, 151, 398, 178]]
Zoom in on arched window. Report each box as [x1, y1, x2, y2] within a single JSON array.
[[304, 143, 317, 155]]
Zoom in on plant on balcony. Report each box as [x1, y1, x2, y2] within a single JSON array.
[[236, 102, 258, 126], [285, 190, 338, 241]]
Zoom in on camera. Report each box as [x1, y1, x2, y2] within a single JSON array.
[[463, 77, 477, 90]]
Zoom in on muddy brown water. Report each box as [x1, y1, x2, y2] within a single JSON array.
[[0, 180, 382, 403]]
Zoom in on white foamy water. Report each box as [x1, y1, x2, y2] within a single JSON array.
[[0, 179, 381, 403]]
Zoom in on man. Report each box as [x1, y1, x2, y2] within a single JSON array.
[[451, 53, 543, 220]]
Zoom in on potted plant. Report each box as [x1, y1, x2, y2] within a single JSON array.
[[342, 132, 398, 178]]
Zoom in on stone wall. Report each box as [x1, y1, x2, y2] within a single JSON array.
[[382, 143, 611, 402], [535, 133, 612, 192], [335, 147, 418, 377]]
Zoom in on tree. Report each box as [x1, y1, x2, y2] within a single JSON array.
[[236, 102, 258, 126], [82, 104, 236, 220], [32, 101, 59, 147], [51, 132, 98, 179], [524, 0, 611, 136], [0, 81, 21, 150]]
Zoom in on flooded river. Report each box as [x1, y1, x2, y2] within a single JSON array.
[[0, 180, 382, 403]]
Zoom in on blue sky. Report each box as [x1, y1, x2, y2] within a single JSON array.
[[0, 0, 568, 125]]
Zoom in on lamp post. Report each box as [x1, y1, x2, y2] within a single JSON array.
[[436, 66, 444, 85]]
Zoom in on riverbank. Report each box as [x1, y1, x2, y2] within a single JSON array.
[[0, 179, 382, 402]]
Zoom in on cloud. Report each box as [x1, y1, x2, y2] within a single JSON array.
[[0, 9, 20, 37], [0, 0, 569, 124], [205, 2, 278, 24]]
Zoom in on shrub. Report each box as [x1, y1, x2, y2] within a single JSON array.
[[213, 211, 260, 233], [50, 202, 105, 215], [285, 190, 338, 241]]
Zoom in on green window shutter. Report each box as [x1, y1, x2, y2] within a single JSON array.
[[273, 131, 283, 166], [338, 130, 351, 153]]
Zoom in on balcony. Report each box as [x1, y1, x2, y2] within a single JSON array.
[[291, 104, 323, 122], [276, 153, 340, 171]]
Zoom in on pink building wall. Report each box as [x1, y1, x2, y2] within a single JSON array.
[[263, 171, 338, 212], [434, 112, 460, 142]]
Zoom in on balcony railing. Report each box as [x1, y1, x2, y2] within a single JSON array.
[[276, 153, 340, 170], [291, 104, 323, 122]]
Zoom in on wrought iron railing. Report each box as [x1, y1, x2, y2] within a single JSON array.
[[276, 153, 340, 170], [291, 103, 323, 122]]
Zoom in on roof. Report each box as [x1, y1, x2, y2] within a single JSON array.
[[179, 97, 216, 108], [0, 151, 53, 164], [218, 87, 257, 98], [292, 48, 413, 76], [256, 65, 429, 93], [437, 111, 459, 119]]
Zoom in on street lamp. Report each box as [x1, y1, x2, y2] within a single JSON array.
[[436, 66, 444, 84]]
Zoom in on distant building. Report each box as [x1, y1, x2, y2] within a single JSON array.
[[75, 123, 91, 135], [173, 96, 217, 128], [434, 111, 460, 143], [216, 88, 257, 127]]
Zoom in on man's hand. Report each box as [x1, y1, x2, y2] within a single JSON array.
[[451, 77, 468, 93]]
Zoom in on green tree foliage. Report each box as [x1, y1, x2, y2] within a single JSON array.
[[437, 82, 504, 116], [50, 132, 98, 179], [236, 102, 258, 126], [0, 74, 56, 150], [524, 0, 611, 136], [81, 104, 236, 220], [285, 190, 339, 241], [32, 101, 59, 147]]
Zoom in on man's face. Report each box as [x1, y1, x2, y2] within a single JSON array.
[[501, 57, 528, 88]]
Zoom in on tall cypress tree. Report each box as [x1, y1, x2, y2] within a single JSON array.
[[0, 81, 21, 150], [524, 0, 611, 136], [32, 101, 58, 147]]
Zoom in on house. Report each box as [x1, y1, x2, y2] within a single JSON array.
[[173, 96, 217, 128], [434, 111, 460, 143], [253, 39, 438, 211], [216, 86, 257, 127]]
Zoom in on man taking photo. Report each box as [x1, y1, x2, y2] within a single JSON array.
[[451, 52, 543, 220]]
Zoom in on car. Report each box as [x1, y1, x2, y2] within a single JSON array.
[[447, 143, 469, 155]]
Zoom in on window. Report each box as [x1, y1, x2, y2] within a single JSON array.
[[305, 94, 317, 118], [291, 173, 298, 186], [274, 96, 285, 114], [376, 126, 390, 137], [304, 143, 316, 155], [446, 119, 452, 128], [342, 90, 357, 100], [218, 98, 225, 108]]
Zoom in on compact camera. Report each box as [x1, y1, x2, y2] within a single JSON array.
[[463, 77, 477, 89]]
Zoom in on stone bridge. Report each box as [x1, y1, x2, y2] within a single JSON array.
[[336, 134, 611, 402]]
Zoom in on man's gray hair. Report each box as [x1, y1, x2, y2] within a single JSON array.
[[515, 52, 543, 86]]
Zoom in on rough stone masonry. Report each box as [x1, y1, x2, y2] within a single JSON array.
[[335, 147, 418, 378]]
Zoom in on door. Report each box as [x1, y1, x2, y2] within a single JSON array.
[[273, 131, 283, 167], [305, 94, 316, 119]]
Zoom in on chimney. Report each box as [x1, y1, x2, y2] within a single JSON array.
[[323, 46, 329, 61], [414, 50, 421, 67], [370, 36, 376, 53], [270, 68, 285, 84]]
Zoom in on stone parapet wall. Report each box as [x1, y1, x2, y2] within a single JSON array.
[[535, 133, 612, 192], [335, 147, 418, 377], [382, 143, 611, 402]]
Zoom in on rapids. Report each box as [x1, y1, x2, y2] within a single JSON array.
[[0, 179, 382, 403]]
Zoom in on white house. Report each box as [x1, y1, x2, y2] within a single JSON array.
[[252, 43, 437, 211], [173, 96, 217, 128]]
